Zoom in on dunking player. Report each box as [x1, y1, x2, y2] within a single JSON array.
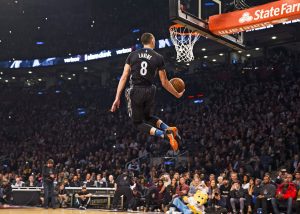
[[110, 33, 184, 151]]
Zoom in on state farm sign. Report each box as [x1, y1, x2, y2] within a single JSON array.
[[209, 0, 300, 35]]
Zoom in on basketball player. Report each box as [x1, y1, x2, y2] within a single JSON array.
[[110, 33, 184, 151]]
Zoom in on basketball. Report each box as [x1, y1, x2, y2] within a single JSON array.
[[170, 78, 185, 93]]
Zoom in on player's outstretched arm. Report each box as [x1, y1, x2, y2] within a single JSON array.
[[159, 69, 184, 98], [110, 64, 131, 112]]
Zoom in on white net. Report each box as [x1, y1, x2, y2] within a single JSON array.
[[169, 24, 200, 63]]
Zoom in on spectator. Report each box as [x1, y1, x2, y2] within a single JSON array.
[[57, 183, 68, 208], [82, 173, 94, 187], [271, 175, 297, 214], [107, 175, 116, 188], [219, 177, 231, 210], [25, 175, 38, 187], [254, 175, 276, 213], [94, 174, 107, 187], [75, 186, 92, 210], [207, 179, 221, 208], [245, 177, 255, 214], [70, 175, 81, 187], [175, 177, 189, 197], [12, 176, 25, 188], [163, 177, 177, 212], [42, 159, 56, 209], [229, 182, 246, 214]]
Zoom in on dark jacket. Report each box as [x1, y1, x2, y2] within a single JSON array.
[[259, 183, 276, 199], [229, 188, 246, 199], [42, 165, 56, 184]]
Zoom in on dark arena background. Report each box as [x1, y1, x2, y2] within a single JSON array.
[[0, 0, 300, 214]]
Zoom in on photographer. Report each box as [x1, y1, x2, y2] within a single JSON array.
[[42, 159, 56, 209]]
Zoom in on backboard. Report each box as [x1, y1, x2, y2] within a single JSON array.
[[169, 0, 245, 51]]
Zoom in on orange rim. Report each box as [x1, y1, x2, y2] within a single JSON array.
[[169, 24, 200, 36]]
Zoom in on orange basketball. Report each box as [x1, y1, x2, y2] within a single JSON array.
[[170, 78, 185, 93]]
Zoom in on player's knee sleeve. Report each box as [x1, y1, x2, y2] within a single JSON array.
[[145, 115, 159, 127]]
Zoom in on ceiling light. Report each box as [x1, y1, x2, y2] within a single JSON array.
[[84, 67, 88, 70], [272, 36, 277, 40], [204, 56, 208, 58], [238, 51, 242, 53], [68, 77, 72, 80], [38, 79, 42, 82], [201, 48, 206, 51], [12, 77, 15, 79], [60, 75, 63, 77], [72, 74, 76, 76], [5, 80, 8, 82], [28, 71, 32, 74], [219, 53, 224, 56], [212, 59, 216, 62], [255, 48, 260, 50], [246, 54, 251, 57]]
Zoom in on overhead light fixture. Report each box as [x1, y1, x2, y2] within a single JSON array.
[[255, 48, 260, 50], [219, 53, 224, 56], [12, 77, 15, 79], [5, 80, 8, 82], [72, 74, 76, 76], [204, 56, 208, 58], [201, 48, 206, 51], [38, 78, 42, 82], [238, 51, 242, 53], [212, 59, 216, 62], [84, 67, 88, 70], [28, 71, 32, 74], [246, 54, 251, 57], [68, 77, 72, 80], [186, 63, 190, 66], [272, 36, 277, 40], [0, 77, 1, 80], [60, 75, 63, 77]]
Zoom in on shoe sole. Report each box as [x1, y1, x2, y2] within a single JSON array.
[[167, 133, 178, 151]]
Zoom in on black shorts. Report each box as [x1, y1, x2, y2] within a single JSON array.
[[125, 85, 156, 123]]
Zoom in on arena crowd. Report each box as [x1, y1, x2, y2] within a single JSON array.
[[0, 50, 300, 213]]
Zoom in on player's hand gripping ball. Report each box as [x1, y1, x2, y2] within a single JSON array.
[[170, 78, 185, 93]]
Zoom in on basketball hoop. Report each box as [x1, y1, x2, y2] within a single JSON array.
[[169, 24, 200, 63]]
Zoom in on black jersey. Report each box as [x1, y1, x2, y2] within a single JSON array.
[[125, 48, 165, 86]]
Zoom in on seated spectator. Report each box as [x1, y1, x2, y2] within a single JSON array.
[[75, 186, 92, 210], [163, 177, 177, 212], [207, 179, 221, 208], [128, 187, 142, 211], [255, 175, 276, 213], [271, 175, 297, 214], [175, 177, 189, 197], [217, 176, 223, 188], [156, 179, 165, 211], [189, 177, 203, 196], [219, 177, 231, 210], [63, 178, 70, 187], [94, 174, 107, 187], [275, 169, 287, 184], [245, 177, 255, 214], [229, 182, 246, 214], [25, 175, 38, 187], [294, 171, 300, 187], [12, 176, 25, 188], [107, 175, 116, 188], [242, 174, 250, 190], [57, 183, 68, 208], [70, 175, 81, 187], [82, 173, 94, 187]]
